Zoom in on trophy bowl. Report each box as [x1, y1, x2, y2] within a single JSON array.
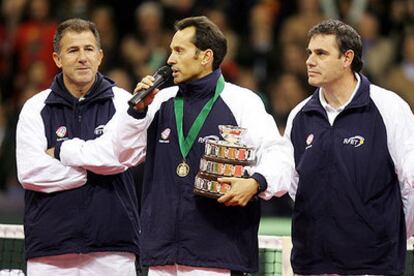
[[218, 125, 247, 145]]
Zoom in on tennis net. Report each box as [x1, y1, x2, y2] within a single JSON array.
[[0, 224, 25, 276], [0, 223, 413, 276]]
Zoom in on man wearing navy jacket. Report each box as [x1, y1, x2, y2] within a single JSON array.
[[114, 16, 293, 275], [16, 18, 140, 275], [44, 16, 293, 275], [285, 19, 414, 275]]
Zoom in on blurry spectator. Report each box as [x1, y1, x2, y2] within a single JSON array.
[[279, 0, 325, 47], [357, 11, 395, 83], [20, 61, 48, 102], [268, 73, 308, 135], [235, 66, 271, 112], [119, 35, 149, 80], [134, 1, 170, 73], [0, 100, 18, 191], [320, 0, 368, 24], [119, 1, 171, 80], [90, 5, 118, 72], [0, 102, 8, 190], [237, 1, 280, 89], [0, 104, 5, 145], [56, 0, 93, 20], [107, 67, 133, 92], [14, 0, 57, 92], [0, 0, 26, 101], [278, 42, 308, 81], [384, 29, 414, 110], [206, 7, 240, 82], [0, 60, 43, 192], [161, 0, 197, 28], [388, 0, 414, 38]]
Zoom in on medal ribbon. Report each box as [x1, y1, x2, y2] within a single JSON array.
[[174, 75, 225, 159]]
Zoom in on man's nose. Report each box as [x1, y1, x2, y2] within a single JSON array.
[[78, 50, 87, 62], [306, 54, 314, 66], [167, 54, 175, 65]]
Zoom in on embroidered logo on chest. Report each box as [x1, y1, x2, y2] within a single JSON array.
[[56, 126, 68, 141], [343, 135, 365, 147], [305, 133, 314, 149], [198, 135, 220, 144], [94, 125, 105, 136], [159, 128, 171, 143]]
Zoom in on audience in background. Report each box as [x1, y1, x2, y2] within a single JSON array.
[[14, 0, 57, 92], [1, 0, 414, 218], [90, 5, 119, 72], [357, 11, 395, 83], [384, 29, 414, 110]]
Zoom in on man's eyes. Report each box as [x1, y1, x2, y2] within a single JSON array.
[[67, 47, 95, 53]]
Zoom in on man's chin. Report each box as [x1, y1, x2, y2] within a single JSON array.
[[173, 77, 185, 85], [72, 77, 94, 87], [307, 78, 319, 87], [75, 73, 94, 82]]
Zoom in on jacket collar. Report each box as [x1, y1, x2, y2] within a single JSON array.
[[177, 69, 221, 100], [302, 73, 371, 114], [45, 72, 115, 106]]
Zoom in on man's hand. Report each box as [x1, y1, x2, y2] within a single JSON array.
[[46, 147, 55, 157], [217, 177, 259, 207], [133, 75, 160, 111]]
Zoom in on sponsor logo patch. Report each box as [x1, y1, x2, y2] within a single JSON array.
[[305, 133, 314, 149], [94, 125, 105, 136], [159, 128, 171, 143], [56, 126, 67, 138], [198, 135, 220, 144], [343, 135, 365, 148], [56, 126, 68, 142]]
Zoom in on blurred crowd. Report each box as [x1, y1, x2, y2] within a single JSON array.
[[1, 0, 414, 217]]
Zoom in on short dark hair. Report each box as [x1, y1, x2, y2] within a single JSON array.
[[308, 19, 363, 72], [174, 16, 227, 70], [53, 18, 101, 53]]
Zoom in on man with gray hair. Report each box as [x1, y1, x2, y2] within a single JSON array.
[[16, 18, 140, 275]]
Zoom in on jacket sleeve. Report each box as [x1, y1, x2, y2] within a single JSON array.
[[113, 87, 177, 166], [284, 112, 299, 201], [16, 93, 87, 193], [59, 87, 175, 174], [283, 98, 309, 201], [222, 84, 295, 200], [243, 104, 294, 200], [58, 88, 142, 174], [371, 86, 414, 238]]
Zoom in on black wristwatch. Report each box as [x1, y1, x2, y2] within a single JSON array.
[[257, 180, 267, 193]]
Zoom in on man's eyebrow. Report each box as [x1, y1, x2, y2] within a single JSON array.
[[307, 48, 329, 54]]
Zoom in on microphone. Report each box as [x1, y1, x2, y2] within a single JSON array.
[[128, 65, 173, 107]]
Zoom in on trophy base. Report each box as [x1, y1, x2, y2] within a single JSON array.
[[193, 187, 223, 199], [194, 173, 231, 199]]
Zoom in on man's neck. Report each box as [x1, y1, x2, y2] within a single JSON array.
[[322, 72, 358, 109], [63, 77, 95, 99]]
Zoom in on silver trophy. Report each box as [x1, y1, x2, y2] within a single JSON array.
[[194, 125, 256, 199]]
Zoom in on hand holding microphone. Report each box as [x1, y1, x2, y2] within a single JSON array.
[[128, 65, 173, 110]]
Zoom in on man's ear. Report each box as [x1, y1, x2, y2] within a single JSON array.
[[343, 49, 355, 69], [52, 52, 62, 69], [201, 49, 213, 66], [97, 49, 104, 67]]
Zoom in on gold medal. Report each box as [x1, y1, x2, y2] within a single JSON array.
[[177, 162, 190, 177]]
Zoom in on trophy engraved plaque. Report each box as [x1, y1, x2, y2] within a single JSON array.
[[194, 125, 256, 199]]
